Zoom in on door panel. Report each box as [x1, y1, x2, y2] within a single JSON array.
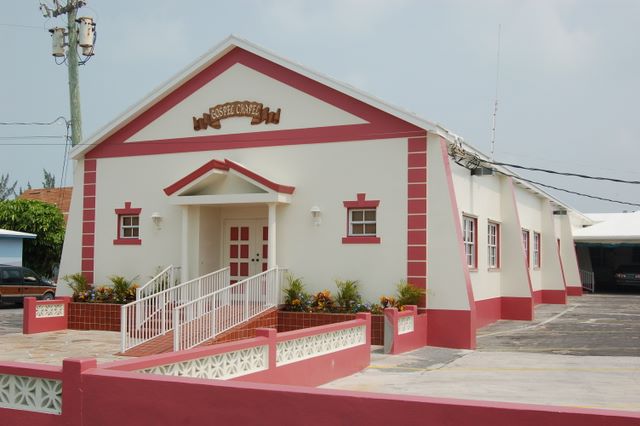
[[225, 220, 268, 284]]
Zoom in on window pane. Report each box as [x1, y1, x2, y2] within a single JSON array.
[[364, 210, 376, 221], [131, 216, 139, 226], [123, 228, 132, 237], [352, 224, 364, 235], [131, 228, 139, 238], [364, 223, 376, 234], [122, 216, 131, 226], [351, 210, 363, 221]]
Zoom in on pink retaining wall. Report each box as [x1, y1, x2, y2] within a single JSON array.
[[104, 313, 371, 388], [2, 354, 640, 425], [79, 369, 640, 426], [383, 305, 428, 354], [23, 297, 70, 334]]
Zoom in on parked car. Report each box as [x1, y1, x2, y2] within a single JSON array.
[[613, 265, 640, 287], [0, 264, 56, 305]]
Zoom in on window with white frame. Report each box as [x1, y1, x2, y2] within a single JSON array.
[[463, 216, 477, 268], [119, 215, 140, 239], [488, 222, 500, 269], [349, 209, 377, 236], [522, 229, 530, 267], [533, 232, 541, 268]]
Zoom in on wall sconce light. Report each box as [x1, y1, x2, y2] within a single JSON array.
[[151, 212, 163, 229], [310, 206, 321, 226]]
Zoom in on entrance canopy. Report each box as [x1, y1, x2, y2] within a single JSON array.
[[163, 158, 295, 205]]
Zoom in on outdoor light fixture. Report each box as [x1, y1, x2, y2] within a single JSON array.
[[151, 212, 163, 229], [310, 206, 321, 226]]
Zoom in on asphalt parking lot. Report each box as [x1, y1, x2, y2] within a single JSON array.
[[477, 293, 640, 356], [324, 294, 640, 411]]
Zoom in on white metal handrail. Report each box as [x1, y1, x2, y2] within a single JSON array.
[[580, 269, 595, 293], [121, 267, 229, 353], [137, 265, 182, 300], [173, 267, 286, 352]]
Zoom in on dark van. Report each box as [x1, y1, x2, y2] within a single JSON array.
[[0, 264, 56, 305]]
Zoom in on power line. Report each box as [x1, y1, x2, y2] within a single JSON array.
[[0, 117, 69, 126], [487, 160, 640, 185], [494, 170, 640, 208], [0, 135, 67, 140]]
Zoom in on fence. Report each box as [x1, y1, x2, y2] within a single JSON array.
[[580, 269, 595, 293], [136, 265, 181, 300], [172, 267, 284, 351], [121, 267, 229, 353]]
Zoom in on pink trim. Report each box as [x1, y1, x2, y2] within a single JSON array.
[[427, 309, 476, 349], [86, 47, 423, 159], [475, 297, 534, 328], [163, 158, 295, 196], [23, 297, 70, 334], [114, 201, 142, 215], [407, 136, 428, 304], [163, 159, 231, 196], [501, 297, 534, 321], [567, 286, 583, 296], [113, 238, 142, 246], [342, 193, 380, 209], [81, 159, 97, 284], [532, 290, 567, 305], [440, 138, 475, 311], [225, 159, 295, 194], [341, 236, 381, 244]]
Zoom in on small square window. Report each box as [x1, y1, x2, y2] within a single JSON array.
[[349, 209, 377, 236], [120, 215, 140, 239]]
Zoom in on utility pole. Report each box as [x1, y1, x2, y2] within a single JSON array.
[[40, 1, 95, 147]]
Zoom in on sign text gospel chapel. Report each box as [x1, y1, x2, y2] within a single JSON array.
[[192, 101, 281, 130]]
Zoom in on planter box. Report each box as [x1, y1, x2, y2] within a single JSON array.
[[277, 310, 384, 345], [68, 302, 121, 331]]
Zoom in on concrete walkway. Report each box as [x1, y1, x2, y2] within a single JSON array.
[[322, 346, 640, 411]]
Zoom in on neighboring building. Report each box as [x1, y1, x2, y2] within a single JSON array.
[[20, 187, 73, 223], [574, 211, 640, 289], [58, 36, 587, 349], [0, 229, 36, 266]]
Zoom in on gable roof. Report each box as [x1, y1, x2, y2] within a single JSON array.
[[72, 35, 587, 220], [163, 158, 295, 196], [574, 211, 640, 242]]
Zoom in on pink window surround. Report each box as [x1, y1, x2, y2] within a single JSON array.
[[113, 202, 142, 245], [342, 193, 380, 244]]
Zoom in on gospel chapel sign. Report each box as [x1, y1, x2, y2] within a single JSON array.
[[192, 101, 281, 130]]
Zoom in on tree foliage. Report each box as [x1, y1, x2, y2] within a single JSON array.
[[0, 173, 17, 200], [42, 169, 56, 189], [0, 199, 65, 278]]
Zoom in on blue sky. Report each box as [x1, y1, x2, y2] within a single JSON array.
[[1, 0, 639, 212]]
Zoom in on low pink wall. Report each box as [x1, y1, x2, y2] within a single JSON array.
[[1, 354, 639, 425], [104, 313, 371, 388], [383, 305, 427, 354], [23, 297, 70, 334], [79, 369, 640, 426]]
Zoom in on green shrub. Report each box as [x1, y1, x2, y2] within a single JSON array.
[[64, 273, 92, 302], [109, 275, 139, 304], [335, 279, 362, 312], [395, 280, 425, 307], [282, 273, 310, 311]]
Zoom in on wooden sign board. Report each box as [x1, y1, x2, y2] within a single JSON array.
[[193, 101, 281, 131]]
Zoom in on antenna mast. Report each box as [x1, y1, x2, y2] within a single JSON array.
[[490, 24, 501, 161]]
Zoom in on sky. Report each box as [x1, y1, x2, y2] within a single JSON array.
[[1, 0, 639, 213]]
